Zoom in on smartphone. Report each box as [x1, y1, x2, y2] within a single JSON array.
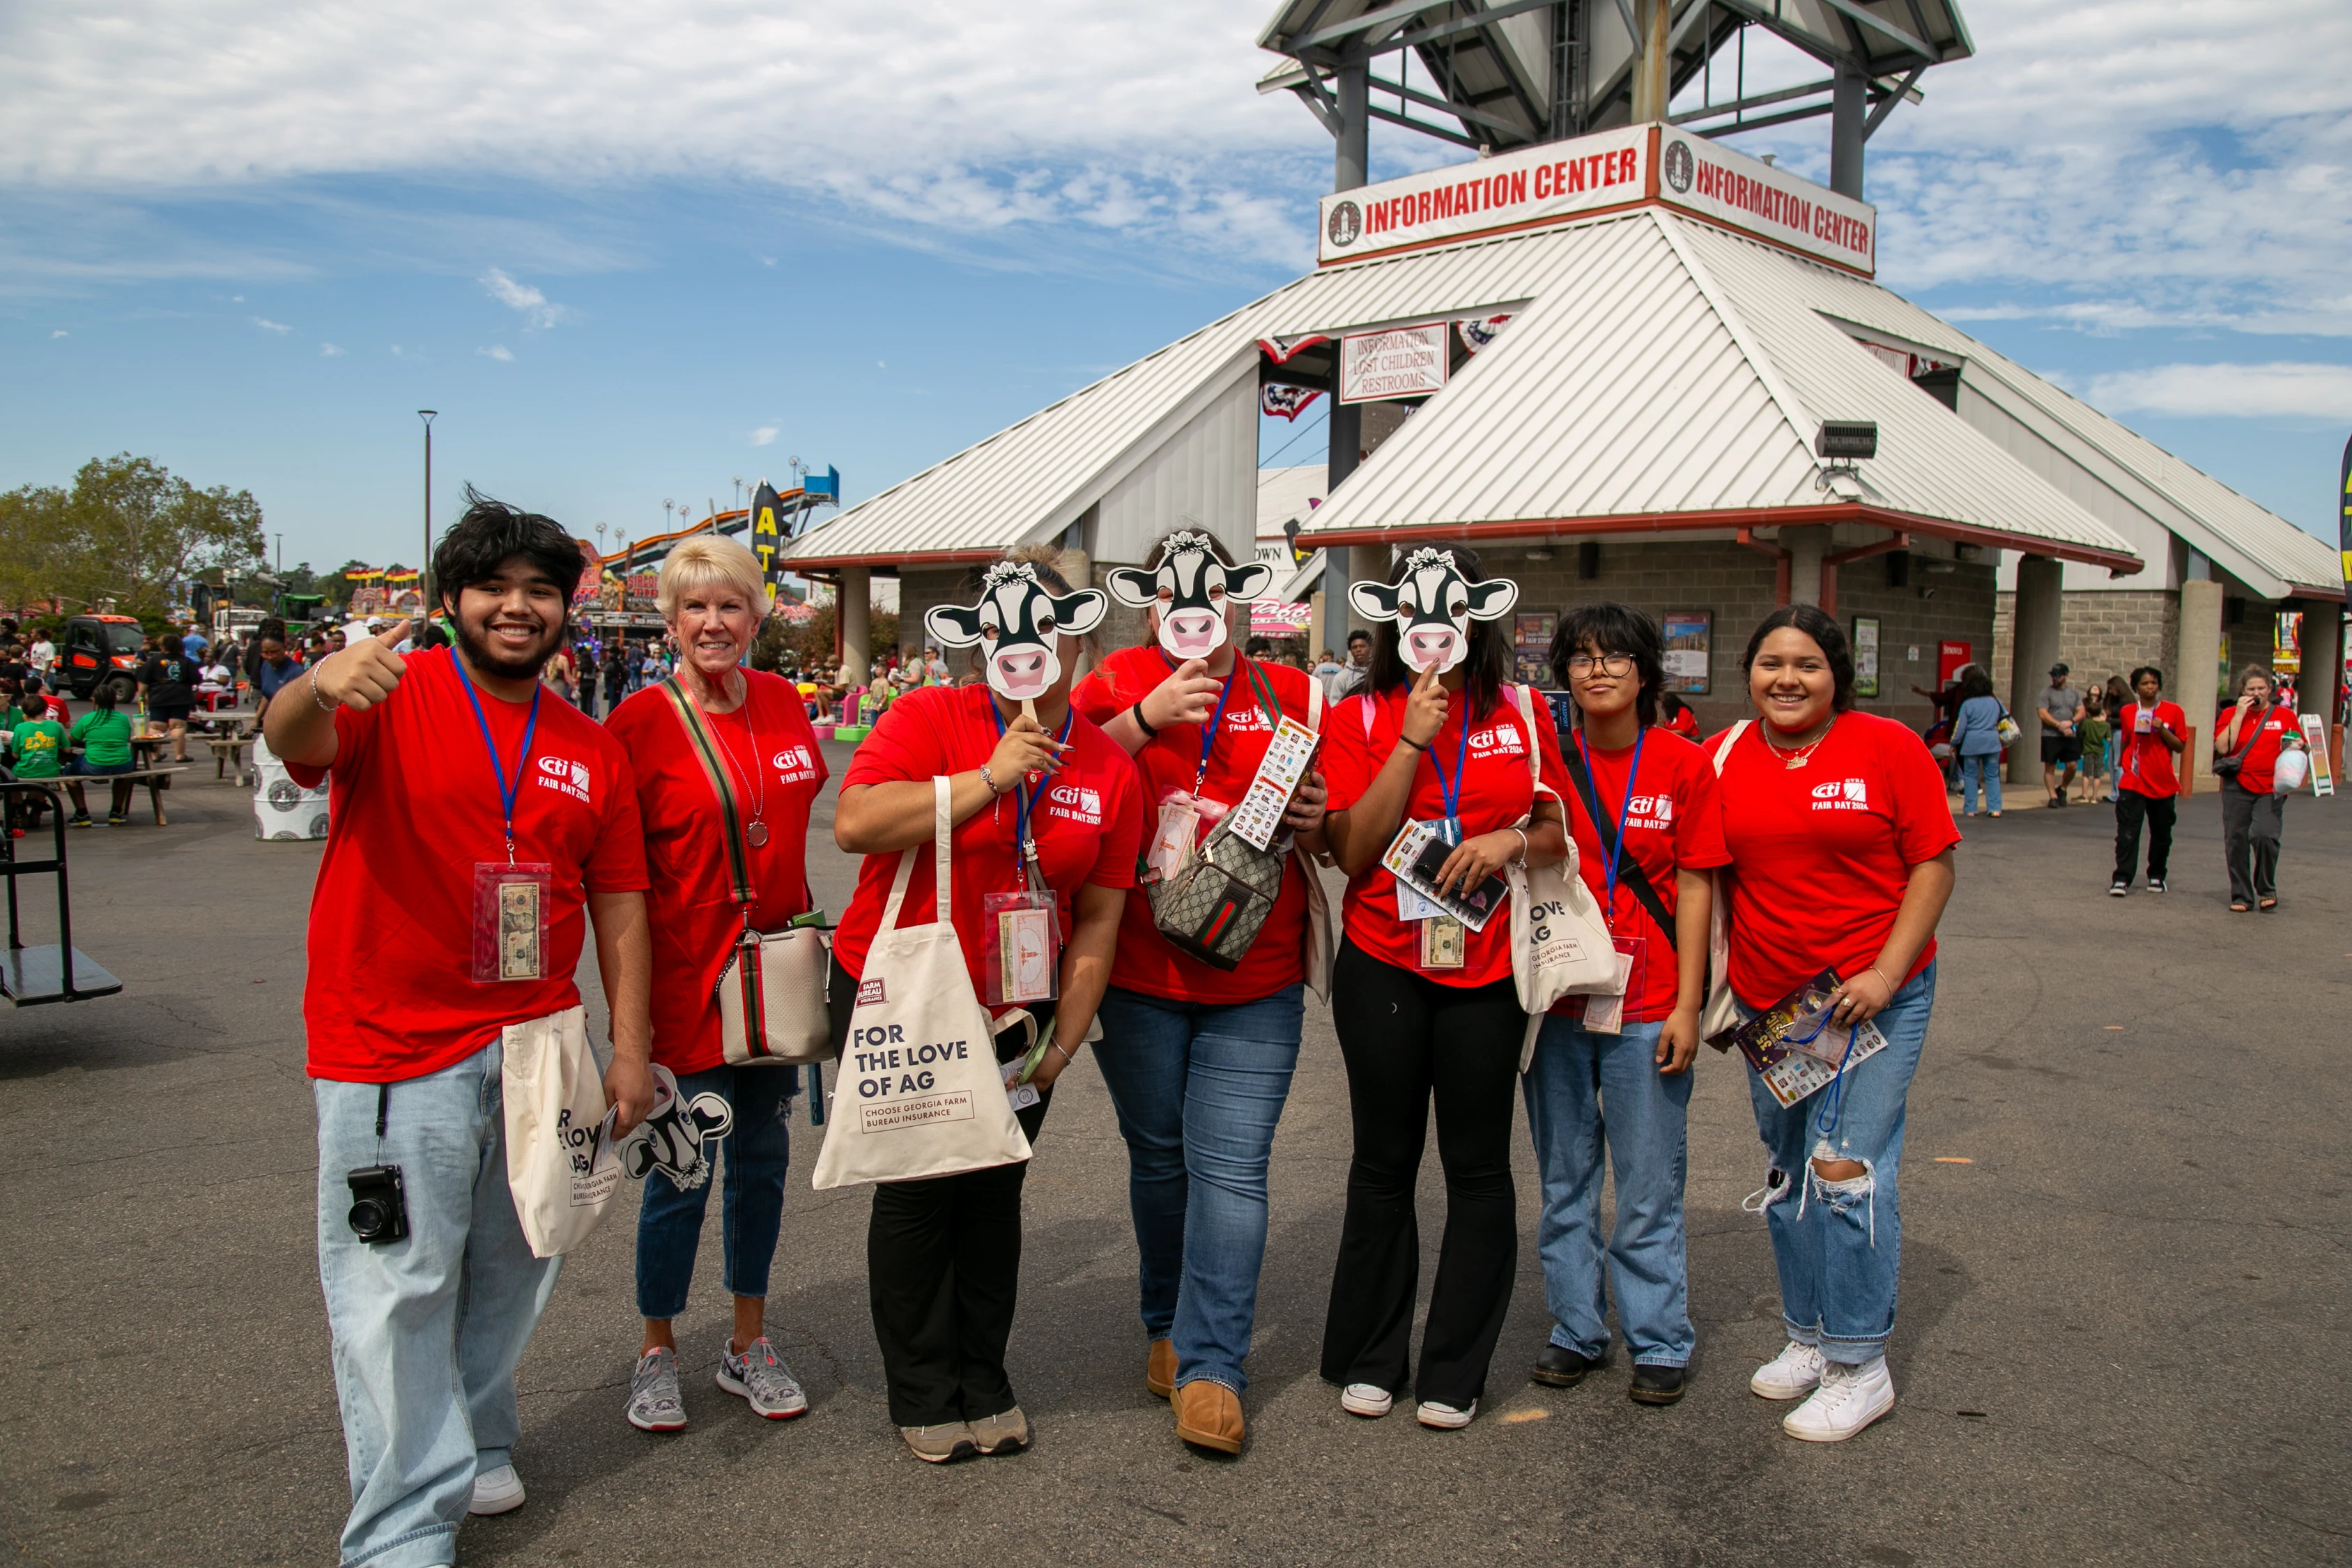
[[1408, 833, 1507, 918]]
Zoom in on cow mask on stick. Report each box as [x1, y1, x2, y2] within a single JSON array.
[[925, 560, 1109, 702], [1348, 546, 1519, 675], [1105, 529, 1275, 661]]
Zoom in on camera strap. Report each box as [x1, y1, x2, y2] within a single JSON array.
[[376, 1082, 390, 1160]]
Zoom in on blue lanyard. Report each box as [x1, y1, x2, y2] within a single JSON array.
[[1195, 668, 1239, 794], [1422, 705, 1470, 843], [452, 652, 541, 863], [988, 699, 1076, 882], [1578, 727, 1645, 925]]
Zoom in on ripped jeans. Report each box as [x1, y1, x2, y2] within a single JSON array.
[[1742, 962, 1935, 1367]]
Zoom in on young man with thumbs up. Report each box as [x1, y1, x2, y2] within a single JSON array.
[[269, 492, 655, 1568]]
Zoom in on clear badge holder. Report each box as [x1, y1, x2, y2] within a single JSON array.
[[1580, 936, 1646, 1035], [983, 889, 1061, 1005], [1144, 790, 1203, 886], [472, 861, 554, 983]]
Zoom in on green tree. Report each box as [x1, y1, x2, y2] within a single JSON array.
[[0, 454, 265, 616]]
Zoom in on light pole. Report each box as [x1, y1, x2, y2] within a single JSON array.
[[275, 533, 283, 574], [663, 498, 674, 533], [418, 410, 438, 617]]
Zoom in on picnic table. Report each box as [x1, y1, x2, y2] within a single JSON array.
[[19, 766, 190, 827]]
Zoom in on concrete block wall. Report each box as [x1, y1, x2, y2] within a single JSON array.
[[1992, 589, 2179, 706], [895, 567, 966, 661], [1477, 541, 1997, 735]]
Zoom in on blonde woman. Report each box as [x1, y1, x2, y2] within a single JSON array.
[[604, 537, 829, 1433]]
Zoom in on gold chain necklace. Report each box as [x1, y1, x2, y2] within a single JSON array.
[[1764, 715, 1836, 769]]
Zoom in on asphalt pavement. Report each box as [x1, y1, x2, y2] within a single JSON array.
[[1, 752, 2346, 1567]]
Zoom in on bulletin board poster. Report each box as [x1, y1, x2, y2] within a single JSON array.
[[1852, 616, 1882, 698], [2300, 714, 2335, 797], [2274, 610, 2303, 677], [1937, 640, 1973, 687], [1661, 611, 1712, 693], [1513, 611, 1555, 687]]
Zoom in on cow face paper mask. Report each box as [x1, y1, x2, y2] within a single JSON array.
[[618, 1063, 734, 1191], [925, 560, 1109, 702], [1105, 530, 1275, 661], [1348, 547, 1519, 675]]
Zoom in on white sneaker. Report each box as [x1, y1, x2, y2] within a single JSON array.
[[1415, 1399, 1476, 1430], [468, 1463, 525, 1516], [1339, 1383, 1393, 1418], [1749, 1339, 1825, 1401], [1781, 1356, 1896, 1443]]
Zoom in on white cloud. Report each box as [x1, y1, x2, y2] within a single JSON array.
[[479, 266, 569, 328], [320, 341, 344, 355], [251, 316, 291, 332], [2087, 362, 2352, 422], [49, 328, 66, 337], [751, 425, 778, 446], [477, 344, 513, 361]]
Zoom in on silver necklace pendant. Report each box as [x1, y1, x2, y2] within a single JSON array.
[[1785, 753, 1808, 769], [746, 820, 769, 847]]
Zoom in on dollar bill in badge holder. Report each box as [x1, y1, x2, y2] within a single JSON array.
[[472, 862, 554, 983], [1578, 937, 1646, 1034], [983, 889, 1061, 1005]]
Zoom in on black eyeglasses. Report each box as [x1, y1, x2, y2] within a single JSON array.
[[1565, 653, 1635, 677]]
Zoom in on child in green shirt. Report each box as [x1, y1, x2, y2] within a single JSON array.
[[64, 686, 137, 826]]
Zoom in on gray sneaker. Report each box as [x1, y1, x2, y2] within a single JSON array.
[[718, 1336, 808, 1420], [627, 1346, 688, 1432]]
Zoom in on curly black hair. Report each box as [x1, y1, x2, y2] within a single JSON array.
[[432, 486, 583, 614]]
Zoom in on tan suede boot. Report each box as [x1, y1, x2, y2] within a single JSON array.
[[1173, 1380, 1245, 1455], [1146, 1338, 1176, 1399]]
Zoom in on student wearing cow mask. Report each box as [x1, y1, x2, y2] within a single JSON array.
[[1316, 544, 1571, 1430], [831, 545, 1145, 1463], [1071, 528, 1331, 1455], [603, 536, 830, 1435]]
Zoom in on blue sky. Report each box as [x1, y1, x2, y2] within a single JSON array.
[[4, 0, 2349, 575]]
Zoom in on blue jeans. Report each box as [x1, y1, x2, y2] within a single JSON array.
[[1092, 984, 1305, 1394], [1743, 962, 1937, 1365], [635, 1063, 794, 1319], [315, 1040, 561, 1568], [1521, 1016, 1694, 1367], [1959, 753, 2001, 813]]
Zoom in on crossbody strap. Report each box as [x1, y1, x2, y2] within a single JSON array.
[[658, 676, 755, 909], [1562, 737, 1678, 953]]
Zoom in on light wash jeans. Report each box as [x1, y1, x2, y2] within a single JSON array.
[[1959, 753, 2001, 814], [1521, 1016, 1695, 1367], [1091, 983, 1304, 1394], [316, 1040, 561, 1568], [1743, 962, 1936, 1365]]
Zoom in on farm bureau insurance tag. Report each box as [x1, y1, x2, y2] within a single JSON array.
[[472, 862, 553, 983], [1225, 716, 1319, 851]]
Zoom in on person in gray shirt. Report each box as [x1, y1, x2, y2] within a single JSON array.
[[2038, 663, 2084, 807]]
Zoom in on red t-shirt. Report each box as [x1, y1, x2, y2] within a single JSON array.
[[2116, 701, 2188, 798], [1664, 708, 1700, 740], [1070, 647, 1319, 1004], [605, 672, 830, 1073], [832, 684, 1144, 1011], [1716, 712, 1960, 1010], [1551, 726, 1730, 1022], [1322, 682, 1568, 988], [292, 647, 651, 1082], [2222, 700, 2300, 794]]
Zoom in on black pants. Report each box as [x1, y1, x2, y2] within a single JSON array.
[[1321, 939, 1528, 1408], [827, 956, 1052, 1429], [2220, 781, 2284, 903], [2113, 788, 2176, 885]]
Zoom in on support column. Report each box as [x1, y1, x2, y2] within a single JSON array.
[[1059, 548, 1093, 677], [1630, 0, 1671, 123], [2007, 555, 2063, 787], [840, 565, 871, 688], [1329, 57, 1369, 512], [1830, 62, 1866, 201], [1784, 526, 1827, 606], [2176, 576, 2224, 793], [2293, 599, 2342, 727]]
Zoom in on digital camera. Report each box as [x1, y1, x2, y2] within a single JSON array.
[[346, 1164, 410, 1245]]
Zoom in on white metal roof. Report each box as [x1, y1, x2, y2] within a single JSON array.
[[1256, 463, 1326, 540], [790, 186, 2336, 600]]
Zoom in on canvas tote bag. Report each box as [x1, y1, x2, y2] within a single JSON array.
[[655, 676, 831, 1065], [1296, 675, 1335, 1002], [1505, 685, 1616, 1017], [1699, 720, 1753, 1046], [810, 776, 1033, 1190], [500, 1004, 622, 1258]]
